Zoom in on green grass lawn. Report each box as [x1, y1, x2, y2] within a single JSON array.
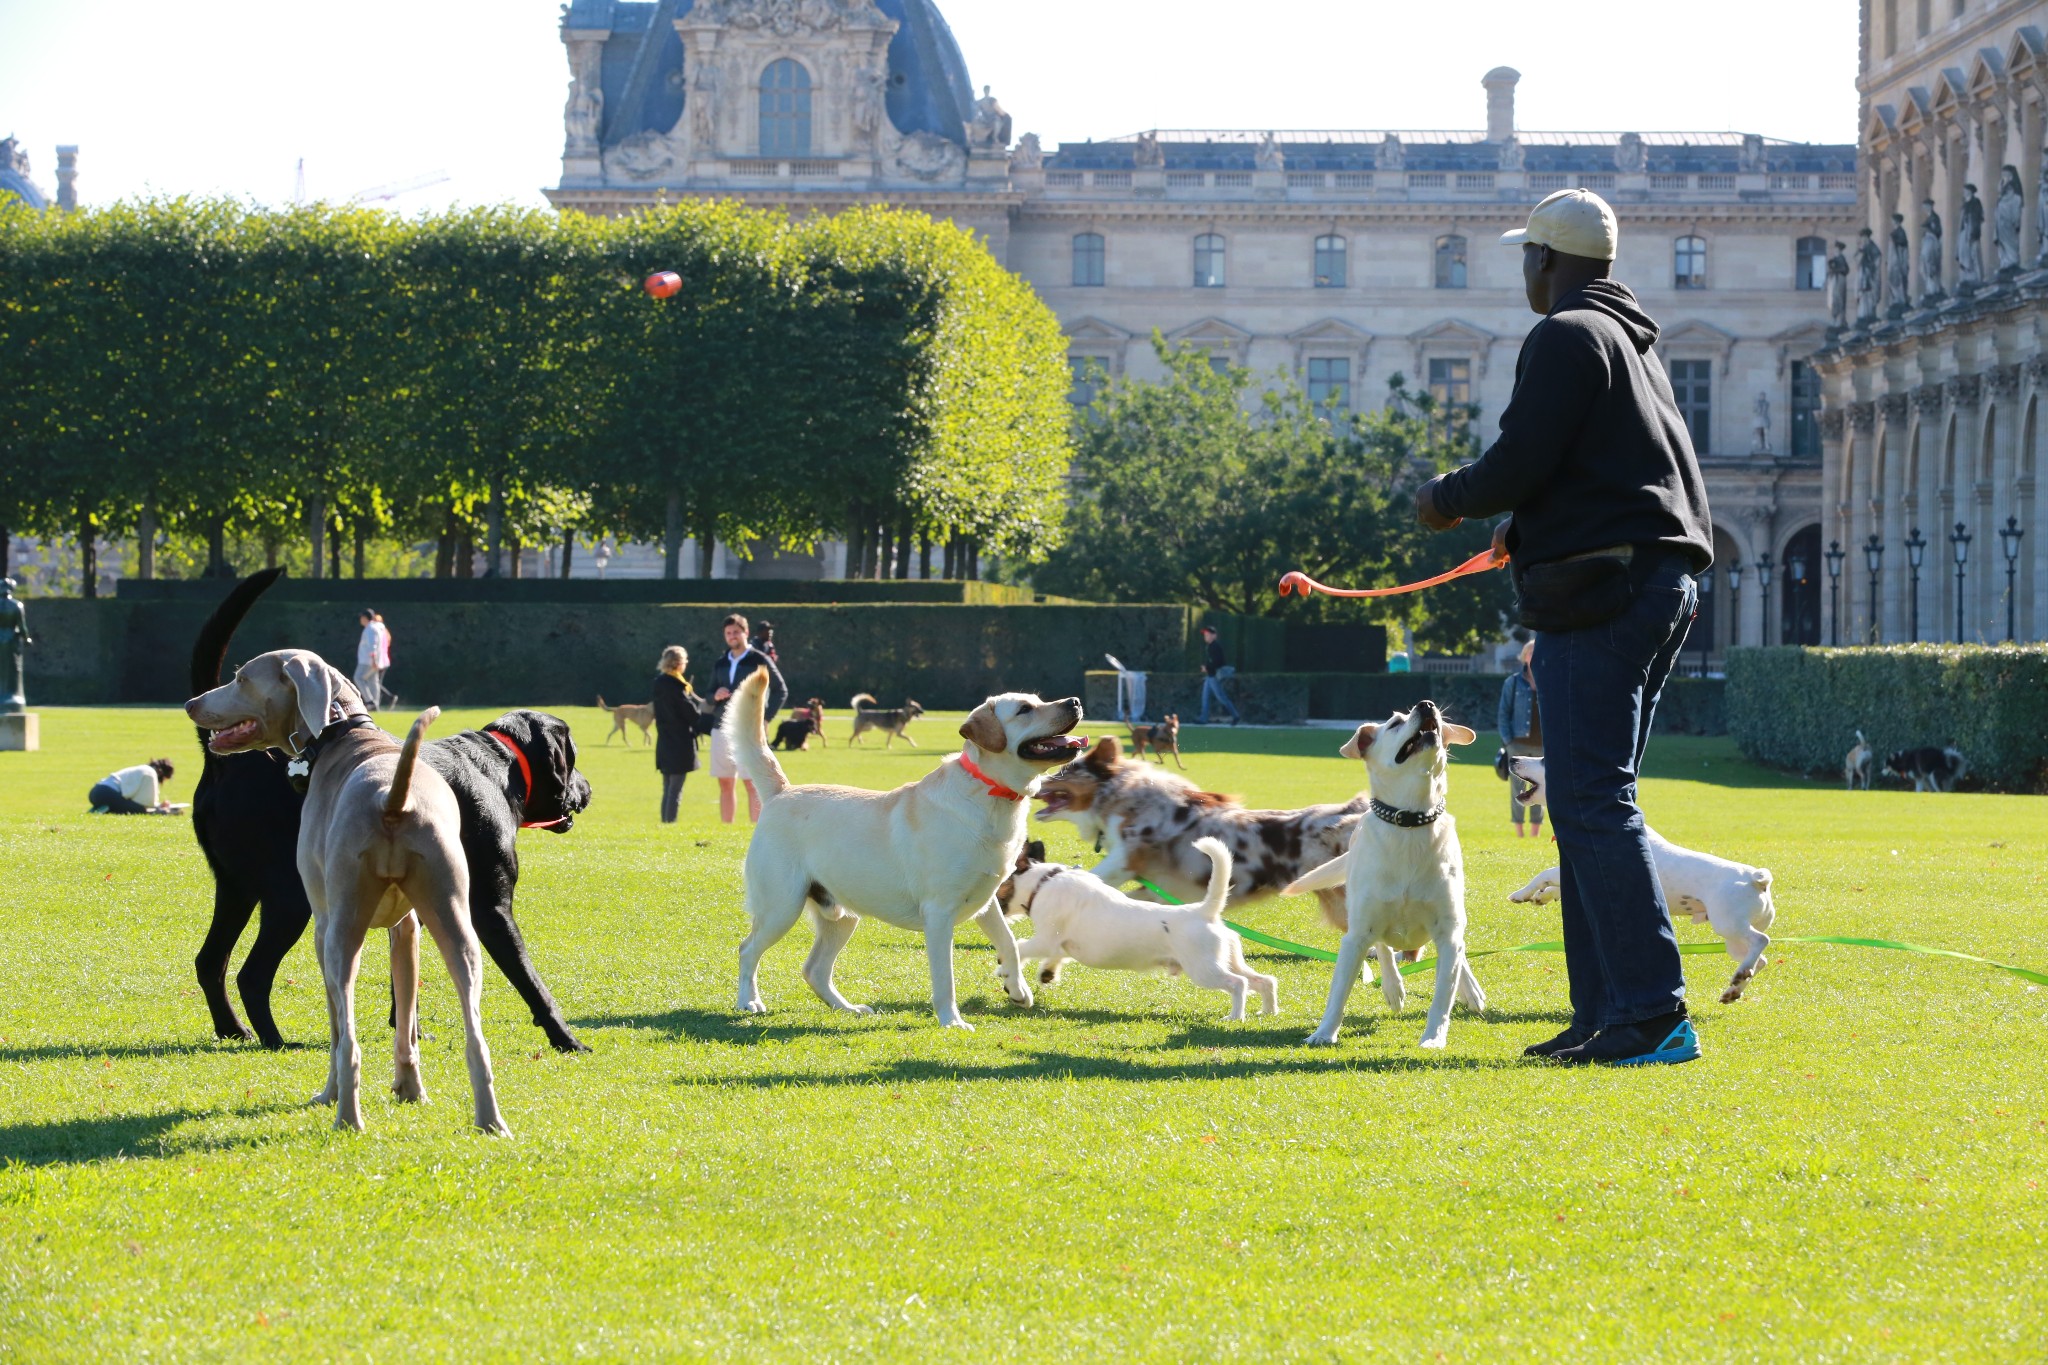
[[2, 705, 2044, 1361]]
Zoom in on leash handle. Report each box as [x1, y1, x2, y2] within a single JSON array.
[[1278, 547, 1506, 600]]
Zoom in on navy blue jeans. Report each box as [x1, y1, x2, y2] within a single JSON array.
[[1528, 556, 1697, 1029]]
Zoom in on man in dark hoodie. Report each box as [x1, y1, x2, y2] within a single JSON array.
[[1416, 188, 1713, 1067]]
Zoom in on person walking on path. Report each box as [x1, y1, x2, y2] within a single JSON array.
[[706, 613, 786, 824], [1196, 624, 1240, 726], [1497, 638, 1544, 838], [89, 758, 179, 814], [651, 645, 708, 825], [1416, 188, 1712, 1067], [354, 609, 391, 712]]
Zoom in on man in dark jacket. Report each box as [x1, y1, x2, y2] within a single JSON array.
[[707, 612, 787, 824], [1197, 624, 1239, 725], [1417, 188, 1712, 1067]]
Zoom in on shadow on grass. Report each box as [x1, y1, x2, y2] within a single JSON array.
[[0, 1102, 303, 1167], [679, 1045, 1500, 1087], [0, 1038, 315, 1064]]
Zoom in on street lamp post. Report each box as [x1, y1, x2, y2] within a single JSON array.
[[1726, 559, 1744, 648], [1823, 539, 1845, 646], [1949, 523, 1971, 643], [1787, 548, 1809, 645], [1905, 527, 1927, 642], [1862, 534, 1885, 644], [1999, 516, 2025, 642], [1757, 553, 1775, 645]]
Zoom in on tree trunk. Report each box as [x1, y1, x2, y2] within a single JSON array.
[[844, 507, 865, 580], [434, 510, 456, 579], [942, 531, 956, 580], [509, 532, 522, 579], [78, 505, 98, 598], [0, 525, 10, 582], [205, 519, 231, 578], [695, 519, 716, 578], [485, 478, 506, 578], [455, 525, 474, 579], [264, 537, 280, 572], [136, 499, 156, 580], [329, 515, 342, 581], [560, 528, 575, 579], [353, 520, 367, 579], [663, 491, 683, 580], [895, 515, 913, 580], [307, 495, 326, 580], [919, 532, 932, 580], [966, 537, 980, 581]]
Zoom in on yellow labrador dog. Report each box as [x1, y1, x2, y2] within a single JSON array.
[[185, 649, 507, 1135], [725, 668, 1086, 1029]]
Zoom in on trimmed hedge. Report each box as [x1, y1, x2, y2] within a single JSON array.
[[1084, 669, 1728, 734], [109, 578, 1073, 607], [1727, 645, 2048, 793]]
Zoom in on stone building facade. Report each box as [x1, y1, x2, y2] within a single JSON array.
[[1812, 0, 2048, 645], [548, 0, 1859, 652]]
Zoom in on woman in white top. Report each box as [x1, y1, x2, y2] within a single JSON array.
[[89, 758, 176, 814], [355, 609, 391, 711]]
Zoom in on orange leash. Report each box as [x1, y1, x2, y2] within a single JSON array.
[[1278, 548, 1507, 600]]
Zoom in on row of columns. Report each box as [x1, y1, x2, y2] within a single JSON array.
[[1818, 359, 2045, 644]]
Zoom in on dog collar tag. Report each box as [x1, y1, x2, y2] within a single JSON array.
[[286, 756, 312, 794]]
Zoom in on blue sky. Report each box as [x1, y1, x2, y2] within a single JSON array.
[[0, 0, 1859, 211]]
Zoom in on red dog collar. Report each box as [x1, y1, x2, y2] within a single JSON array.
[[486, 729, 567, 829], [958, 753, 1024, 802]]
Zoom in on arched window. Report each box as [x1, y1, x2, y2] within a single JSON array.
[[1674, 235, 1708, 289], [1193, 233, 1225, 288], [1313, 235, 1347, 288], [759, 59, 812, 157], [1794, 236, 1827, 290], [1072, 233, 1105, 287], [1434, 234, 1467, 289]]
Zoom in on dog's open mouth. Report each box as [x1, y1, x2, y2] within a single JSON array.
[[207, 719, 262, 753], [1020, 734, 1087, 762], [1513, 775, 1539, 805], [1036, 787, 1074, 816]]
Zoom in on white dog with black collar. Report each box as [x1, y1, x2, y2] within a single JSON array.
[[1293, 701, 1486, 1049]]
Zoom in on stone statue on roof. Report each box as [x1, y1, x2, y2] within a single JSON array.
[[0, 137, 26, 176], [968, 85, 1012, 150], [1614, 132, 1645, 174], [1497, 136, 1523, 171], [1887, 213, 1910, 312], [1010, 131, 1043, 172], [1826, 240, 1850, 328], [1254, 132, 1284, 173], [1375, 132, 1404, 171], [1751, 392, 1772, 455], [1995, 164, 2022, 276], [1956, 182, 1984, 289], [1854, 228, 1881, 323], [1919, 198, 1943, 305], [1739, 133, 1764, 173], [566, 77, 603, 150], [1133, 130, 1164, 169], [851, 59, 886, 138]]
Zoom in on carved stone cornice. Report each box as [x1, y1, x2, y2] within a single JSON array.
[[1878, 392, 1911, 423], [1987, 362, 2022, 399], [1819, 408, 1848, 440], [684, 0, 893, 34], [1848, 400, 1877, 433], [1946, 373, 1983, 407], [2028, 355, 2048, 386], [1911, 383, 1947, 413]]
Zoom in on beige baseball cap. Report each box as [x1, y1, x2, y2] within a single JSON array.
[[1500, 187, 1618, 261]]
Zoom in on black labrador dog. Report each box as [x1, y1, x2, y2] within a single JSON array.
[[191, 570, 593, 1052]]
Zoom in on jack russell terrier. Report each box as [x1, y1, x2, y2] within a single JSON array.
[[1288, 701, 1486, 1049], [998, 836, 1279, 1020], [1505, 756, 1777, 1004]]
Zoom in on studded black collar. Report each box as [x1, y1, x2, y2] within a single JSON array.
[[1370, 797, 1445, 828], [286, 716, 378, 794]]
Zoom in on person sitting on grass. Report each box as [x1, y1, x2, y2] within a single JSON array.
[[89, 758, 179, 815]]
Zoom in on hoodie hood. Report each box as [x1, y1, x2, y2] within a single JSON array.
[[1555, 279, 1659, 354]]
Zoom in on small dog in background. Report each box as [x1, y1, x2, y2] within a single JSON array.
[[999, 836, 1279, 1020], [1884, 744, 1968, 792], [848, 693, 926, 747], [772, 699, 827, 752], [1844, 730, 1872, 790], [1126, 714, 1186, 769], [597, 696, 656, 746]]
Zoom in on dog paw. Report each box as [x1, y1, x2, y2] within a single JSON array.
[[308, 1088, 335, 1108], [1304, 1031, 1339, 1047], [1418, 1035, 1447, 1050], [738, 999, 768, 1015], [1719, 984, 1747, 1004], [391, 1075, 425, 1103], [1038, 967, 1059, 985], [845, 1004, 875, 1016], [941, 1018, 977, 1032], [476, 1118, 513, 1138], [551, 1035, 593, 1054]]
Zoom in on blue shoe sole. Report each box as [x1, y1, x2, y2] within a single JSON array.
[[1606, 1018, 1701, 1066]]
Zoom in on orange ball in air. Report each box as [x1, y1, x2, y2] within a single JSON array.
[[644, 271, 682, 299]]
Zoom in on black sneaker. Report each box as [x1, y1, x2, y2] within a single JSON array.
[[1522, 1023, 1596, 1058], [1549, 1008, 1700, 1067]]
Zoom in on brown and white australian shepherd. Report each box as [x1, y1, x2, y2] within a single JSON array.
[[1033, 736, 1364, 929]]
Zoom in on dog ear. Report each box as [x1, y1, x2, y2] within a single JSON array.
[[1442, 722, 1479, 746], [1339, 723, 1378, 760], [959, 703, 1007, 753], [280, 651, 339, 745], [1085, 735, 1120, 770]]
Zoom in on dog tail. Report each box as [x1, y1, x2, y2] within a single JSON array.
[[596, 696, 610, 713], [384, 707, 440, 822], [728, 670, 792, 800], [191, 568, 285, 751], [1283, 849, 1351, 898], [1191, 836, 1233, 921], [849, 692, 876, 711]]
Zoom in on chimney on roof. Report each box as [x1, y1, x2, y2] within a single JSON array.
[[1482, 67, 1520, 143], [55, 145, 77, 211]]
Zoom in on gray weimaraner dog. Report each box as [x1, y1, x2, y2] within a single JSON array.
[[186, 649, 508, 1135]]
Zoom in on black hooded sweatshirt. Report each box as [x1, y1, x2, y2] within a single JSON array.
[[1430, 280, 1713, 575]]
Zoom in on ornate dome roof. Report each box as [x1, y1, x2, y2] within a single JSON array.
[[0, 137, 49, 210], [874, 0, 976, 147]]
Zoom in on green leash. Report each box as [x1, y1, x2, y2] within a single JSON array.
[[1137, 881, 2048, 988]]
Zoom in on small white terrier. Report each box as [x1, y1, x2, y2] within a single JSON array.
[[998, 837, 1279, 1021]]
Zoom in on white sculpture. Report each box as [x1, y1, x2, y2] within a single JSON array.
[[1010, 131, 1043, 172], [1825, 240, 1850, 328], [1995, 164, 2023, 275], [1919, 199, 1943, 303], [1956, 182, 1984, 288], [1854, 228, 1881, 323], [1133, 130, 1165, 169], [1254, 132, 1284, 173], [1886, 213, 1910, 310], [1751, 392, 1772, 455], [968, 85, 1012, 150]]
